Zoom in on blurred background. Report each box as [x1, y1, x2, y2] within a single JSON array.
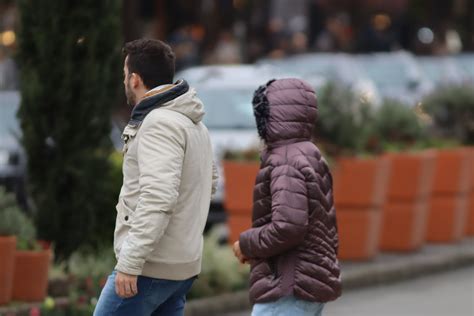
[[0, 0, 473, 315]]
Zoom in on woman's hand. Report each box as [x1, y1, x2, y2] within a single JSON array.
[[233, 241, 249, 264]]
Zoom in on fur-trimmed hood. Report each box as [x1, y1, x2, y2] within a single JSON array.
[[252, 78, 318, 146]]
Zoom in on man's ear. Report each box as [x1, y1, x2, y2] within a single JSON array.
[[130, 73, 142, 89]]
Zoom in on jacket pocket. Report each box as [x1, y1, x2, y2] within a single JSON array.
[[117, 198, 134, 226], [114, 199, 134, 254], [250, 259, 278, 284], [268, 257, 278, 279]]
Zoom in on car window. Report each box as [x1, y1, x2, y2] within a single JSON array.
[[0, 93, 20, 136], [197, 87, 255, 129]]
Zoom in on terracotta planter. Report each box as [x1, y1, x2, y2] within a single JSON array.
[[426, 148, 471, 243], [427, 196, 468, 242], [223, 161, 259, 244], [380, 202, 428, 251], [334, 158, 389, 208], [379, 152, 435, 251], [337, 209, 382, 260], [466, 192, 474, 236], [227, 214, 253, 244], [334, 157, 390, 260], [12, 250, 51, 302], [223, 161, 260, 215], [463, 148, 474, 236], [0, 236, 16, 305]]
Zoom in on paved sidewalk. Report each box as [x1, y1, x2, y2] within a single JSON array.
[[185, 239, 474, 316], [227, 266, 474, 316]]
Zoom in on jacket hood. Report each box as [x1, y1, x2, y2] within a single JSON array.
[[253, 78, 318, 145], [160, 86, 205, 124], [129, 79, 205, 126]]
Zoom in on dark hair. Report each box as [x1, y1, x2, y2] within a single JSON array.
[[123, 39, 176, 89]]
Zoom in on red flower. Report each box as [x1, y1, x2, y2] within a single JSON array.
[[29, 307, 41, 316]]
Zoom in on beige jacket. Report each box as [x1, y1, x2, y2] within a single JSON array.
[[114, 85, 217, 280]]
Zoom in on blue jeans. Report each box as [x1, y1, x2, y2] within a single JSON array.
[[252, 296, 325, 316], [93, 271, 195, 316]]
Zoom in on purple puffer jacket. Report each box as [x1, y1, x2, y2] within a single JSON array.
[[239, 78, 342, 304]]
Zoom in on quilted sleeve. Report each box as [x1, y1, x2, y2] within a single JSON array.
[[239, 164, 308, 259]]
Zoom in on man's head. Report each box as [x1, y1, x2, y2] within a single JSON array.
[[123, 39, 176, 106]]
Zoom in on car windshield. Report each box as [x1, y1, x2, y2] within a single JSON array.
[[0, 93, 21, 137], [197, 87, 256, 129]]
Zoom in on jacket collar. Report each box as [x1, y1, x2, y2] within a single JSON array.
[[128, 79, 189, 127]]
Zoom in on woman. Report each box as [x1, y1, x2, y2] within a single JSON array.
[[233, 78, 342, 315]]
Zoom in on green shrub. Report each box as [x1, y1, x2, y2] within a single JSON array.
[[223, 148, 260, 162], [63, 246, 115, 308], [315, 82, 374, 156], [0, 188, 22, 236], [0, 188, 37, 249], [188, 226, 249, 299], [410, 137, 461, 150], [372, 99, 426, 151], [68, 246, 116, 281], [422, 84, 474, 145]]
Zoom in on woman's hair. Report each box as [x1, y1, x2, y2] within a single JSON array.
[[252, 79, 275, 140]]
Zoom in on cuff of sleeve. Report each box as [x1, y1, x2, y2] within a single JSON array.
[[239, 230, 253, 259], [115, 258, 143, 276]]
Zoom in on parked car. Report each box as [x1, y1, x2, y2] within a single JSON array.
[[259, 53, 380, 105], [357, 51, 434, 105], [0, 91, 27, 208], [176, 65, 299, 223]]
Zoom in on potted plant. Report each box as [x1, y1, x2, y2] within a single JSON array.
[[421, 85, 474, 239], [0, 189, 22, 305], [11, 209, 51, 302], [365, 99, 437, 251], [379, 150, 436, 251], [222, 148, 260, 244]]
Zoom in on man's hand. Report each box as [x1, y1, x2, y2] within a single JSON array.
[[115, 271, 138, 298], [233, 241, 248, 264]]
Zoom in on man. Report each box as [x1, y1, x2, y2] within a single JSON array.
[[94, 39, 217, 316]]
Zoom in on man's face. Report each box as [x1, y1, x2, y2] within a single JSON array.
[[123, 56, 137, 107]]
